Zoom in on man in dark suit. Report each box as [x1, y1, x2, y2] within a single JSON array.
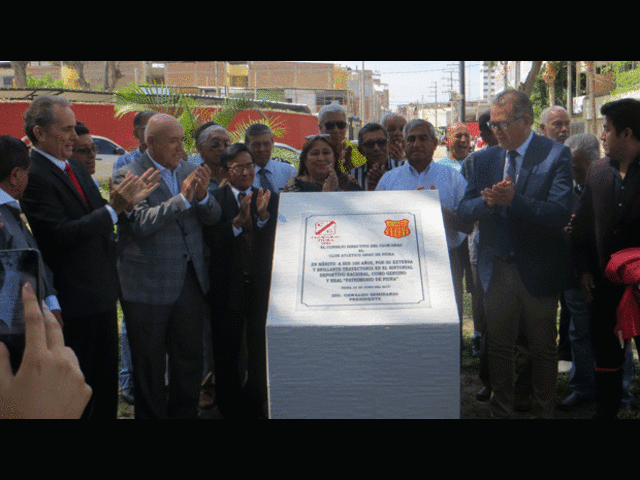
[[19, 95, 158, 419], [458, 90, 573, 418], [204, 143, 278, 419], [571, 98, 640, 418], [0, 135, 61, 372]]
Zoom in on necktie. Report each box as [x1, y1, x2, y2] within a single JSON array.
[[258, 168, 275, 193], [64, 163, 88, 204], [505, 151, 517, 183], [8, 203, 27, 233]]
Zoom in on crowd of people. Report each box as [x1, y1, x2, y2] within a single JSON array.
[[1, 90, 640, 419]]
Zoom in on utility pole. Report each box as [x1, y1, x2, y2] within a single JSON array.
[[429, 81, 438, 129], [459, 61, 466, 123]]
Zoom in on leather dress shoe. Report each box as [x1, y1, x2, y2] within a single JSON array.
[[558, 392, 593, 411], [476, 386, 491, 402]]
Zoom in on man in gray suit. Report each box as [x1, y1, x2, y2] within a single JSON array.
[[114, 114, 222, 419]]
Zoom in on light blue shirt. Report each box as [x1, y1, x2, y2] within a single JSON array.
[[253, 158, 297, 192], [437, 156, 464, 172], [376, 160, 468, 249], [0, 189, 60, 313], [113, 147, 144, 177], [503, 131, 534, 182], [33, 148, 118, 225], [147, 156, 210, 209]]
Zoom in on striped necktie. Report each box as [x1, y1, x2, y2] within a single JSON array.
[[258, 168, 275, 193]]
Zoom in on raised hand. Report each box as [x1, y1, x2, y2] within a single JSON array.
[[255, 188, 271, 221], [193, 165, 212, 202]]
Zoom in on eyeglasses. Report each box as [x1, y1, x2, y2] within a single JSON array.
[[228, 162, 255, 173], [322, 121, 347, 130], [360, 138, 388, 149], [305, 134, 331, 140], [488, 116, 524, 132], [206, 139, 229, 148], [72, 145, 99, 155]]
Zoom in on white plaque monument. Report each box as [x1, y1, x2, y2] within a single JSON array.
[[266, 190, 460, 418]]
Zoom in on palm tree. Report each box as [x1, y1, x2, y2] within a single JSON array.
[[113, 83, 287, 155]]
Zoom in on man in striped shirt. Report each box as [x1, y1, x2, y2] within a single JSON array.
[[350, 122, 405, 191]]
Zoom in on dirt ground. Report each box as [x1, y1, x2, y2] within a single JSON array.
[[118, 310, 611, 419]]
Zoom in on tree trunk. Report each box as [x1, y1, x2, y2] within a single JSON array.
[[72, 61, 90, 89], [520, 61, 544, 97], [11, 61, 29, 87]]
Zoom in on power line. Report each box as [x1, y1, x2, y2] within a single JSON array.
[[379, 62, 484, 75]]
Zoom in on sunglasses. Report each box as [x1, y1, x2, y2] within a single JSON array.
[[72, 145, 99, 156], [322, 121, 347, 130], [360, 138, 388, 149]]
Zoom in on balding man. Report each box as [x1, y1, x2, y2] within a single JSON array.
[[439, 122, 472, 172], [114, 114, 222, 419], [382, 113, 408, 162]]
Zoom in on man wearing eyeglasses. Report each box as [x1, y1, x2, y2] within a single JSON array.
[[457, 90, 573, 419], [71, 122, 100, 177], [198, 124, 231, 193], [203, 143, 278, 419], [350, 122, 405, 191]]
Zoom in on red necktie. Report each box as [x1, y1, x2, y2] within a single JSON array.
[[64, 163, 88, 204]]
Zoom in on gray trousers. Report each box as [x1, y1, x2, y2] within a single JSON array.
[[483, 258, 559, 418]]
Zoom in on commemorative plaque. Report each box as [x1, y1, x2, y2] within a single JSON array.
[[266, 190, 460, 419]]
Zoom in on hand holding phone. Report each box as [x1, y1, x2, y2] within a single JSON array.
[[0, 283, 92, 419]]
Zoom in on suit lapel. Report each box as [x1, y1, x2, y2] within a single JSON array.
[[33, 152, 91, 212], [224, 185, 240, 219]]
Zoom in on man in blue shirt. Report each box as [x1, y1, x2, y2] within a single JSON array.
[[376, 119, 471, 321], [245, 124, 296, 193], [112, 110, 157, 176]]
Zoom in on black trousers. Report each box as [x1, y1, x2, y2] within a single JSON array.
[[210, 278, 268, 419], [121, 263, 205, 419], [63, 308, 119, 419], [590, 279, 640, 417]]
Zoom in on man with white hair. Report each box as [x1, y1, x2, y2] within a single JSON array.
[[540, 105, 571, 144], [318, 103, 366, 171]]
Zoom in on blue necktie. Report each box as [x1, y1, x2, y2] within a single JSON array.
[[258, 168, 275, 193], [505, 150, 517, 183]]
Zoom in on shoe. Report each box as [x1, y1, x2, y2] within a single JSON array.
[[120, 391, 135, 405], [558, 392, 592, 411], [476, 386, 491, 402]]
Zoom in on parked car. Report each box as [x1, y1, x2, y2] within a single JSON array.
[[272, 142, 301, 168], [22, 134, 126, 180]]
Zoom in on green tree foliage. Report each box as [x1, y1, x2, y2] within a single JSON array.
[[603, 62, 640, 99]]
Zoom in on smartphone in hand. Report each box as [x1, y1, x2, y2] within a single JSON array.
[[0, 249, 44, 373]]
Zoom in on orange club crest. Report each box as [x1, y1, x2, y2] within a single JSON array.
[[384, 219, 411, 239]]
